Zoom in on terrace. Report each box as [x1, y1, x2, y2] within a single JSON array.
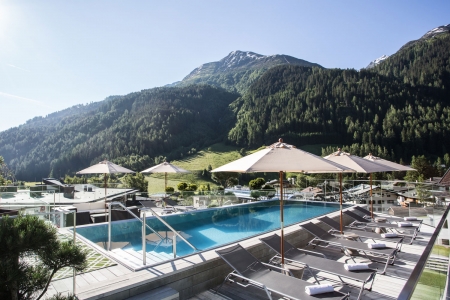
[[40, 205, 447, 300], [1, 180, 449, 300]]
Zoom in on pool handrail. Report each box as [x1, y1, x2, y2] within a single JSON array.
[[108, 202, 165, 250], [108, 201, 199, 257], [140, 206, 199, 253]]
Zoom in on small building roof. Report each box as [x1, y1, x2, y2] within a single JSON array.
[[438, 167, 450, 186]]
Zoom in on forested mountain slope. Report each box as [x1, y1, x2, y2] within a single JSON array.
[[178, 50, 322, 94], [227, 32, 450, 162], [2, 28, 450, 181], [0, 86, 238, 180]]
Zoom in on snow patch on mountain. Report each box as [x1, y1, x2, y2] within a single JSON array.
[[365, 55, 389, 69], [421, 24, 450, 39], [219, 51, 265, 70]]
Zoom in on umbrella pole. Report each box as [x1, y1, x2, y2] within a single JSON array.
[[340, 173, 343, 234], [370, 173, 373, 218], [280, 171, 284, 265], [104, 173, 107, 220], [164, 172, 167, 207], [165, 172, 167, 194]]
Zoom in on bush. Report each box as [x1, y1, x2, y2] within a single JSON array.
[[250, 190, 261, 200], [177, 182, 188, 191], [185, 183, 198, 191], [249, 177, 265, 190], [165, 186, 174, 192]]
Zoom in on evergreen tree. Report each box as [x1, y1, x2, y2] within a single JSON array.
[[0, 214, 87, 300]]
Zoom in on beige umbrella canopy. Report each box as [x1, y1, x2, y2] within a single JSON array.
[[324, 149, 397, 223], [76, 160, 135, 205], [212, 139, 354, 264], [363, 153, 416, 172], [141, 162, 190, 193], [77, 160, 136, 175]]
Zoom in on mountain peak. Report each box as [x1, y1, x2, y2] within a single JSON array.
[[366, 54, 390, 69], [421, 24, 450, 39], [218, 50, 265, 71], [182, 50, 321, 83]]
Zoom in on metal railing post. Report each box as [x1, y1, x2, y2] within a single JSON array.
[[173, 234, 177, 258], [142, 211, 146, 265], [73, 211, 77, 295], [108, 203, 111, 251]]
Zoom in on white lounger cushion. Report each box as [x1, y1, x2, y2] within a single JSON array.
[[381, 232, 398, 238], [398, 222, 413, 227], [305, 284, 334, 295], [368, 242, 386, 249], [344, 263, 370, 271], [404, 217, 417, 221]]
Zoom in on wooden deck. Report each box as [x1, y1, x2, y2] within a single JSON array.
[[189, 226, 435, 300]]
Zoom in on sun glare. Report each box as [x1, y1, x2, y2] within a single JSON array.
[[0, 3, 12, 39]]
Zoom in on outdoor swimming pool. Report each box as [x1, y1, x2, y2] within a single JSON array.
[[76, 200, 349, 259]]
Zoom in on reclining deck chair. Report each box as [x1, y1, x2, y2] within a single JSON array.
[[318, 216, 404, 247], [343, 210, 419, 243], [162, 197, 196, 212], [300, 222, 402, 275], [353, 206, 423, 229], [260, 234, 376, 300], [140, 200, 177, 215], [215, 244, 349, 300]]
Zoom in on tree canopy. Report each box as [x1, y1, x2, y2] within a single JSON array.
[[0, 214, 87, 300]]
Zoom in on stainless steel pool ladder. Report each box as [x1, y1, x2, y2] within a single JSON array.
[[107, 201, 199, 265]]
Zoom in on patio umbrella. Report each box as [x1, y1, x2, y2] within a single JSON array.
[[140, 162, 190, 195], [363, 153, 416, 172], [324, 149, 397, 224], [212, 139, 354, 264], [76, 160, 135, 206]]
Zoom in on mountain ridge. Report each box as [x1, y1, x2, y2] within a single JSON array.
[[1, 24, 450, 180], [366, 24, 450, 69], [177, 50, 322, 94]]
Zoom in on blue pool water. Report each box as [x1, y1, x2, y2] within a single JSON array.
[[77, 200, 348, 258]]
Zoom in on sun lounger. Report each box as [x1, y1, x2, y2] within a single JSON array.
[[352, 206, 423, 229], [300, 222, 402, 274], [162, 197, 196, 212], [260, 234, 376, 300], [140, 200, 157, 208], [318, 216, 404, 247], [215, 244, 349, 300], [344, 210, 419, 244]]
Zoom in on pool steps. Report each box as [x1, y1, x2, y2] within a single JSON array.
[[111, 248, 174, 269]]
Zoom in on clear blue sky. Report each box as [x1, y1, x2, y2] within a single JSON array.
[[1, 0, 449, 131]]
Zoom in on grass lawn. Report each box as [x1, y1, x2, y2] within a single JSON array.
[[412, 269, 446, 299], [145, 143, 243, 193], [432, 244, 450, 257], [146, 175, 216, 194], [171, 143, 242, 170]]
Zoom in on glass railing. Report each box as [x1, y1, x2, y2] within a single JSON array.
[[0, 183, 136, 206], [398, 203, 450, 300]]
